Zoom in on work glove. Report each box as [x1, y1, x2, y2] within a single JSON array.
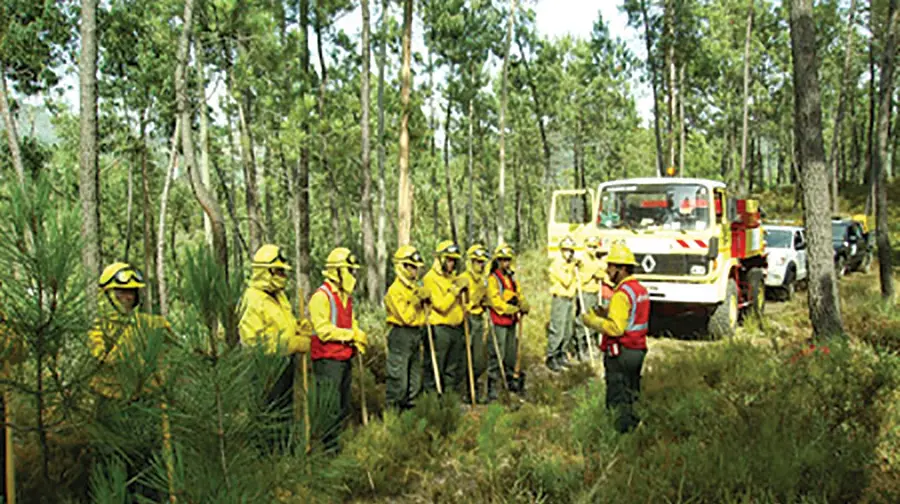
[[582, 311, 604, 331], [414, 285, 431, 305], [592, 304, 609, 319], [291, 319, 313, 354], [519, 299, 530, 315], [352, 327, 368, 355]]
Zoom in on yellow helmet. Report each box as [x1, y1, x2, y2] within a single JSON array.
[[606, 243, 638, 266], [435, 240, 462, 260], [584, 236, 601, 249], [559, 236, 576, 251], [252, 244, 292, 270], [493, 243, 515, 260], [325, 247, 361, 270], [466, 244, 490, 261], [99, 262, 145, 291], [393, 245, 425, 268]]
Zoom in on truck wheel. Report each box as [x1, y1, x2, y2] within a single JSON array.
[[708, 279, 738, 340], [836, 256, 847, 277], [747, 268, 766, 318], [782, 267, 795, 301]]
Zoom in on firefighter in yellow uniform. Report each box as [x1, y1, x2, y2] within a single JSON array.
[[422, 240, 467, 396], [486, 244, 529, 400], [546, 237, 578, 372], [573, 236, 606, 361], [308, 248, 366, 451], [89, 262, 174, 501], [384, 245, 429, 410], [238, 245, 311, 448], [461, 244, 490, 404]]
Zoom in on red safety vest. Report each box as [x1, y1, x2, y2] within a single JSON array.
[[489, 270, 518, 327], [310, 282, 355, 361], [600, 278, 649, 351]]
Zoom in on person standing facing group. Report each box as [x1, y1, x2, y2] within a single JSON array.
[[486, 244, 528, 400]]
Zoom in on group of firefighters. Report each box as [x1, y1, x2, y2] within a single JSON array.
[[81, 236, 649, 462]]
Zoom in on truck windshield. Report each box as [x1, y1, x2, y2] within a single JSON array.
[[765, 229, 792, 249], [598, 183, 712, 232], [831, 222, 847, 243]]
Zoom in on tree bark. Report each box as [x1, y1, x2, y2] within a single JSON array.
[[444, 94, 459, 244], [874, 0, 898, 302], [516, 39, 552, 188], [466, 98, 474, 245], [157, 122, 180, 318], [739, 0, 754, 195], [828, 0, 858, 214], [790, 0, 844, 339], [229, 43, 263, 254], [396, 0, 414, 246], [197, 36, 213, 247], [678, 64, 686, 176], [665, 0, 676, 172], [125, 159, 134, 262], [865, 37, 876, 216], [375, 0, 389, 296], [0, 67, 25, 187], [296, 0, 312, 294], [139, 110, 156, 312], [316, 6, 339, 246], [360, 0, 378, 303], [80, 0, 101, 314], [497, 0, 517, 245], [640, 0, 664, 177], [176, 0, 236, 344]]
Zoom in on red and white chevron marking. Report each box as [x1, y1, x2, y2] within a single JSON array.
[[675, 239, 709, 250]]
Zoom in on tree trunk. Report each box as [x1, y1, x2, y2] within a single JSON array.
[[466, 98, 474, 245], [497, 0, 517, 245], [396, 0, 414, 246], [296, 0, 312, 294], [874, 0, 898, 302], [865, 37, 876, 216], [0, 68, 25, 187], [316, 7, 338, 246], [157, 122, 180, 319], [375, 0, 389, 296], [516, 39, 552, 188], [139, 111, 156, 312], [197, 36, 213, 247], [665, 0, 676, 172], [79, 0, 101, 314], [360, 0, 378, 303], [739, 0, 754, 195], [514, 146, 522, 249], [428, 36, 439, 238], [678, 64, 686, 176], [790, 0, 844, 339], [176, 0, 236, 344], [640, 0, 665, 177], [444, 95, 459, 244], [828, 0, 858, 214], [125, 159, 134, 262], [230, 53, 263, 254]]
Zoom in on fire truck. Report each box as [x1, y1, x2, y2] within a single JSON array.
[[548, 177, 767, 339]]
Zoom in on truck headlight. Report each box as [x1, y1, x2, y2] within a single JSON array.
[[690, 265, 706, 275]]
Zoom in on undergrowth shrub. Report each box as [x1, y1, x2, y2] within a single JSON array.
[[569, 341, 899, 503]]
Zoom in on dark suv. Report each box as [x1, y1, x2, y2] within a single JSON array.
[[832, 219, 872, 276]]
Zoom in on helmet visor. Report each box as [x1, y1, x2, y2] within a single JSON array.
[[101, 267, 144, 288], [257, 247, 288, 265]]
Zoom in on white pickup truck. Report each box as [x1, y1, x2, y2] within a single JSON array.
[[763, 225, 807, 300]]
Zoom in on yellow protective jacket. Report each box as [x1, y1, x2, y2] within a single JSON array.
[[385, 269, 427, 327], [583, 275, 636, 337], [89, 296, 173, 398], [238, 268, 310, 355], [487, 270, 527, 316], [461, 265, 488, 316], [309, 280, 359, 343], [548, 257, 577, 298], [423, 260, 465, 326], [579, 256, 606, 294]]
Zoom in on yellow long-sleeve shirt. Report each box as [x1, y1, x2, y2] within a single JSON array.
[[578, 256, 606, 294], [385, 275, 427, 327], [583, 275, 636, 337], [548, 258, 577, 298], [309, 281, 358, 342], [239, 287, 309, 355], [461, 269, 488, 315], [423, 262, 464, 326], [487, 271, 526, 316]]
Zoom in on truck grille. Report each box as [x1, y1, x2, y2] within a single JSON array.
[[633, 253, 709, 276]]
